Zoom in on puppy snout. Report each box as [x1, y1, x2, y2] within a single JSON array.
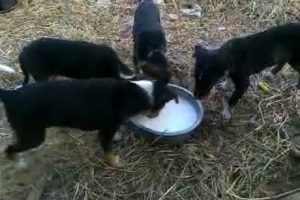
[[147, 110, 160, 118]]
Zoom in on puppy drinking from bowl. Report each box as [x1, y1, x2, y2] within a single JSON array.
[[1, 78, 177, 168], [133, 0, 171, 83], [193, 23, 300, 121]]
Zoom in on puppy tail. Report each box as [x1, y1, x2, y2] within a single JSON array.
[[0, 64, 15, 74], [119, 62, 136, 80]]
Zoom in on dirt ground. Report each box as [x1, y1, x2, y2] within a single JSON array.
[[0, 0, 300, 200]]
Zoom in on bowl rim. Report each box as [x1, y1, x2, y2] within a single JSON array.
[[130, 84, 204, 137]]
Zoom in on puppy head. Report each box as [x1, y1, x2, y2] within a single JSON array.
[[132, 80, 178, 118], [193, 44, 224, 98], [139, 51, 171, 83]]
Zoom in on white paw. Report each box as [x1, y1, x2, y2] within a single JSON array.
[[216, 81, 229, 91], [113, 132, 122, 142], [16, 157, 28, 170], [221, 107, 232, 121]]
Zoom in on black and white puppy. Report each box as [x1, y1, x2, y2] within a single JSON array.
[[133, 0, 171, 83], [194, 23, 300, 120], [19, 37, 134, 86], [1, 78, 178, 167]]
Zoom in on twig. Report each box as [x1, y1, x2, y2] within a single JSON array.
[[227, 187, 300, 200]]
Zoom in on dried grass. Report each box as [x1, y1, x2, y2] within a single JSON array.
[[0, 0, 299, 199]]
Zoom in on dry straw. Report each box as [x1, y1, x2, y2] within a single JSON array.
[[0, 0, 299, 199]]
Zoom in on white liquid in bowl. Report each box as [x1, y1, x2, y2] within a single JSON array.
[[131, 97, 198, 135]]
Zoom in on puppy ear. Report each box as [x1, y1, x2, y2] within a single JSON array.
[[193, 44, 207, 58]]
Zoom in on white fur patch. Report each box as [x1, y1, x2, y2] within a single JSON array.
[[0, 64, 15, 74], [217, 80, 229, 91], [131, 80, 154, 103], [16, 157, 28, 169], [222, 100, 232, 121], [216, 71, 232, 91], [113, 132, 122, 142]]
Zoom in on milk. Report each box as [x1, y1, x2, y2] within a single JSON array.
[[131, 97, 197, 135]]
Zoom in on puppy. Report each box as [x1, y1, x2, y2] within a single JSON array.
[[133, 0, 171, 83], [194, 23, 300, 120], [1, 78, 177, 167], [19, 38, 134, 85]]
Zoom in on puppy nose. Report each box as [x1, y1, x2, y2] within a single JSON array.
[[147, 111, 159, 118]]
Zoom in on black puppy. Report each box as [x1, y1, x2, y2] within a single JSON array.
[[1, 78, 177, 167], [194, 23, 300, 120], [133, 0, 171, 83], [19, 38, 134, 85]]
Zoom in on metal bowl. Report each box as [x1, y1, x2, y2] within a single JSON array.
[[128, 84, 204, 144]]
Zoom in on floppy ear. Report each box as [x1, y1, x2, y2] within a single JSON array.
[[193, 44, 207, 58]]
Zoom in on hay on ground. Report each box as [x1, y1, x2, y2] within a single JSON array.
[[0, 0, 299, 199]]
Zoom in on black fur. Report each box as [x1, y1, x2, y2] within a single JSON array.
[[19, 38, 134, 85], [0, 0, 18, 12], [194, 23, 300, 113], [1, 78, 177, 163], [133, 0, 171, 83]]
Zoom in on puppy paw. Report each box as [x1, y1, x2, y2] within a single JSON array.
[[16, 157, 29, 170], [113, 132, 122, 142], [104, 153, 121, 168], [221, 108, 232, 122], [216, 81, 229, 91]]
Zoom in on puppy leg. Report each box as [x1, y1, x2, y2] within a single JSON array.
[[216, 71, 232, 91], [98, 127, 120, 167], [5, 128, 46, 167], [221, 99, 232, 121], [193, 78, 200, 97], [113, 131, 122, 142], [133, 54, 140, 73], [222, 74, 250, 121]]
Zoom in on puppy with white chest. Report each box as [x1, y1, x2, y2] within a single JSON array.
[[1, 78, 177, 167], [193, 23, 300, 121], [19, 37, 134, 86], [133, 0, 171, 83]]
